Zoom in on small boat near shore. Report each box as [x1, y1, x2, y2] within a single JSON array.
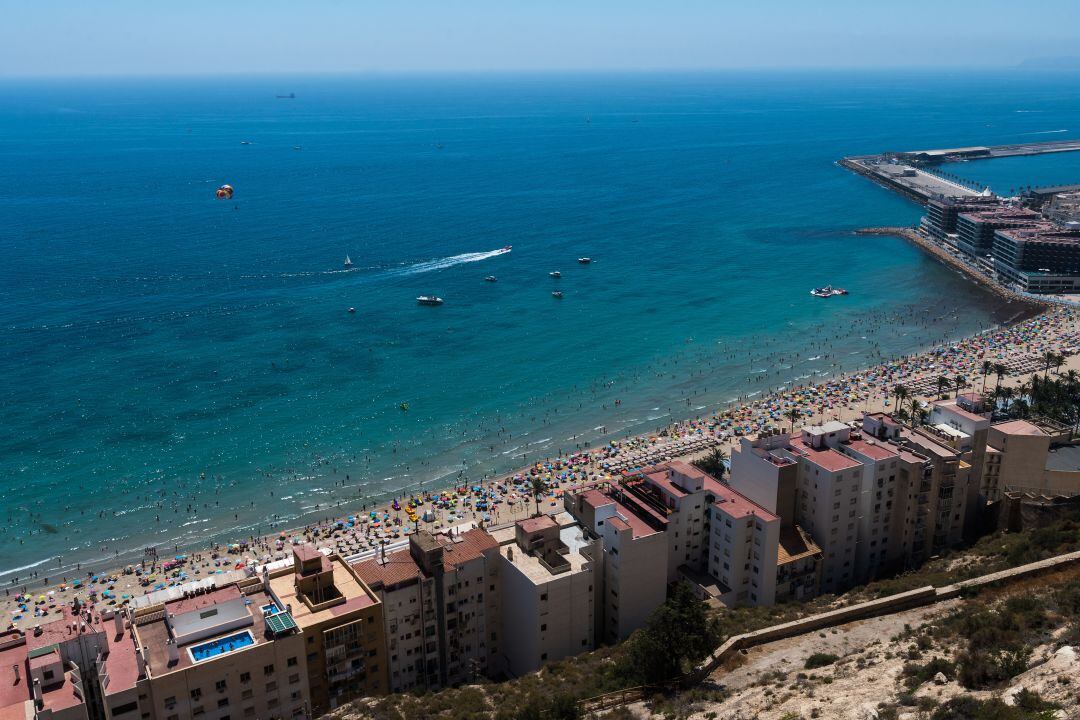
[[577, 257, 592, 264], [552, 291, 563, 298], [549, 271, 562, 278], [417, 296, 444, 306], [485, 276, 498, 282], [810, 285, 848, 298]]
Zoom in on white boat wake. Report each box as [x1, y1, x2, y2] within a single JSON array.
[[397, 247, 511, 276]]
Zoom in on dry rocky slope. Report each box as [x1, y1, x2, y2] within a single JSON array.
[[633, 569, 1080, 719]]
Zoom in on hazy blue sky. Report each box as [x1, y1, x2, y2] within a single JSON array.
[[3, 0, 1079, 77]]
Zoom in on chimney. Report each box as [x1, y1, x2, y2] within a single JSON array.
[[166, 639, 179, 664], [113, 610, 125, 637], [32, 678, 42, 708], [12, 664, 19, 683]]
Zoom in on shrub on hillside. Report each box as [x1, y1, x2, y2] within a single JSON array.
[[803, 652, 839, 669]]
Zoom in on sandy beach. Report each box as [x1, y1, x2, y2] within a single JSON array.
[[4, 302, 1079, 631]]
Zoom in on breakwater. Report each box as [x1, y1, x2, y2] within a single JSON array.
[[854, 226, 1048, 309]]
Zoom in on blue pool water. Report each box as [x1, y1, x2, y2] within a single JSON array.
[[2, 71, 1079, 579], [189, 631, 255, 662]]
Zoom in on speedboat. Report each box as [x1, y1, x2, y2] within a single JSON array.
[[502, 245, 512, 252], [549, 271, 561, 278], [577, 257, 592, 264], [347, 307, 356, 314], [810, 285, 847, 298], [484, 276, 498, 282], [552, 291, 563, 298], [417, 296, 444, 306], [344, 255, 354, 269]]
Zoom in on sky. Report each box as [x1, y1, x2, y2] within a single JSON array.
[[2, 0, 1079, 77]]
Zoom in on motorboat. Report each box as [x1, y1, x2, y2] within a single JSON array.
[[417, 296, 444, 306], [552, 291, 563, 298], [549, 271, 562, 278], [577, 257, 592, 264], [344, 255, 354, 269], [347, 307, 356, 314], [484, 276, 498, 282], [810, 285, 848, 298]]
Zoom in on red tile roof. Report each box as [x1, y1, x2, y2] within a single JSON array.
[[352, 549, 424, 591], [517, 515, 557, 533], [0, 633, 29, 712], [790, 438, 863, 473], [709, 483, 778, 522], [438, 528, 498, 571], [845, 439, 899, 462]]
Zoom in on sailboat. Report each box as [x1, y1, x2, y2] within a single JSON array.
[[344, 255, 354, 269]]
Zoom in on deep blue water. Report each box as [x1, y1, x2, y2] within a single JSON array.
[[3, 71, 1079, 579]]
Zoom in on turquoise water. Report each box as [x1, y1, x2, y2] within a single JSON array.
[[2, 72, 1079, 580], [189, 631, 255, 662]]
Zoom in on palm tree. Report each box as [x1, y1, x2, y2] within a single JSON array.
[[993, 363, 1007, 391], [1044, 351, 1056, 377], [785, 407, 802, 434], [981, 359, 992, 393], [693, 447, 728, 482], [954, 375, 968, 399], [1054, 353, 1066, 375], [1000, 386, 1015, 415], [530, 475, 549, 518], [936, 375, 950, 399], [893, 384, 909, 421]]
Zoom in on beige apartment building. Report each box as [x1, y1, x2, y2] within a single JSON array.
[[564, 487, 668, 644], [268, 547, 387, 714], [1, 546, 388, 720], [495, 516, 598, 676], [983, 419, 1053, 499]]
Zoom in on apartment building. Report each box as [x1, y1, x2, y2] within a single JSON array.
[[717, 436, 823, 601], [496, 516, 597, 676], [267, 547, 387, 714], [705, 481, 781, 607], [351, 544, 439, 694], [131, 579, 312, 720], [864, 415, 974, 564], [564, 487, 668, 644], [983, 419, 1053, 499]]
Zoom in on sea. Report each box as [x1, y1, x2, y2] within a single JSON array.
[[3, 70, 1080, 582]]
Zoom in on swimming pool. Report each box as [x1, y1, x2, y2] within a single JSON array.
[[188, 631, 255, 662]]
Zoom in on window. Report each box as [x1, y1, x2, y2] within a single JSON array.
[[288, 674, 300, 684], [540, 593, 548, 601], [540, 624, 547, 631], [287, 656, 298, 667], [190, 689, 202, 700], [264, 664, 275, 676], [216, 680, 227, 693], [240, 672, 250, 683], [164, 698, 177, 709]]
